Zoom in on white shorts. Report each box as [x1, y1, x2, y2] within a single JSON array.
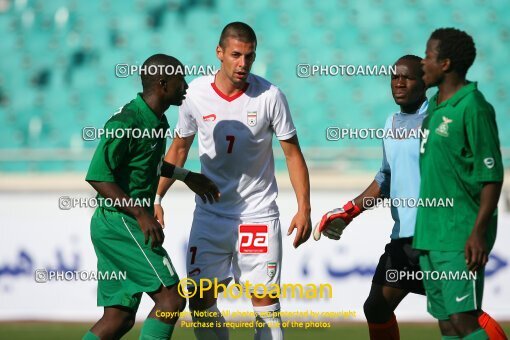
[[186, 208, 282, 288]]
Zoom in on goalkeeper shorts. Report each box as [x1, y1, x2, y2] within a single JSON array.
[[372, 237, 425, 295]]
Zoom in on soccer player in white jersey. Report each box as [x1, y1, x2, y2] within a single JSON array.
[[155, 22, 312, 340]]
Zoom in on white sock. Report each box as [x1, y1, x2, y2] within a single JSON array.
[[191, 303, 229, 340], [253, 303, 283, 340]]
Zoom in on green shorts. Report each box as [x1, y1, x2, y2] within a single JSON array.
[[419, 250, 484, 320], [90, 208, 179, 311]]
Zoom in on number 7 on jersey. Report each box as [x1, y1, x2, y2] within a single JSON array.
[[226, 135, 235, 153]]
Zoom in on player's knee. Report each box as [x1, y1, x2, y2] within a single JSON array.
[[449, 312, 480, 336], [177, 294, 187, 313], [189, 292, 216, 311], [122, 315, 136, 332], [363, 297, 376, 321], [252, 296, 279, 307], [438, 319, 457, 336], [157, 294, 186, 314], [104, 312, 135, 334], [363, 296, 390, 323]]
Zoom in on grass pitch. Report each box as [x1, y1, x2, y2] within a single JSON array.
[[2, 321, 509, 339]]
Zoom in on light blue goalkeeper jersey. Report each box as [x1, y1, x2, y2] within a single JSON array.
[[374, 99, 428, 239]]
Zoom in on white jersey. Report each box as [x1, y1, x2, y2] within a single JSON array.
[[176, 74, 296, 222]]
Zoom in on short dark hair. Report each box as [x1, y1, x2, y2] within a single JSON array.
[[219, 22, 257, 48], [140, 53, 181, 92], [430, 28, 476, 77], [397, 54, 422, 64], [396, 54, 424, 78]]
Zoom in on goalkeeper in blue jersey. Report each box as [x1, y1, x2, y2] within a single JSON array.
[[314, 55, 506, 340]]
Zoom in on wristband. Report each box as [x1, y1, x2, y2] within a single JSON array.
[[343, 200, 362, 218], [154, 194, 162, 205], [160, 161, 190, 181], [173, 167, 190, 181]]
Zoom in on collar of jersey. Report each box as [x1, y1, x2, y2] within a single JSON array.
[[398, 98, 429, 116], [134, 93, 163, 127], [211, 74, 249, 102], [431, 81, 477, 109]]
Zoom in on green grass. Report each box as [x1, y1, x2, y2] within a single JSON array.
[[2, 322, 509, 339]]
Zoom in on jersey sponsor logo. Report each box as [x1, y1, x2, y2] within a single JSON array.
[[239, 224, 268, 254], [455, 294, 469, 303], [435, 116, 453, 137], [203, 114, 217, 122], [150, 142, 158, 149], [484, 157, 495, 169], [267, 262, 277, 278], [247, 111, 257, 127]]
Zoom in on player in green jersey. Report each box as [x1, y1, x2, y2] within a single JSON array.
[[415, 28, 505, 340], [83, 54, 219, 340]]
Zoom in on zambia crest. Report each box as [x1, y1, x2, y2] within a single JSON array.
[[247, 111, 257, 127], [435, 116, 453, 137]]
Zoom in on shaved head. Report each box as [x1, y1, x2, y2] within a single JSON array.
[[141, 54, 183, 92], [219, 22, 257, 49]]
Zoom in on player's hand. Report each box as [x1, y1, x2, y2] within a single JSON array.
[[136, 211, 164, 248], [287, 210, 312, 248], [313, 208, 352, 241], [184, 172, 220, 204], [313, 201, 362, 241], [465, 230, 488, 272], [154, 203, 165, 229]]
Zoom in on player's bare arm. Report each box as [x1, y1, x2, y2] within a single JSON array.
[[159, 161, 220, 204], [314, 180, 382, 241], [280, 135, 312, 248], [352, 180, 383, 209], [157, 135, 195, 196], [87, 180, 164, 248], [465, 181, 503, 272], [155, 135, 220, 225]]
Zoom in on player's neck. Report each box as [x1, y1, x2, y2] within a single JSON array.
[[141, 92, 167, 119], [215, 70, 247, 97], [437, 75, 467, 105], [400, 97, 426, 114]]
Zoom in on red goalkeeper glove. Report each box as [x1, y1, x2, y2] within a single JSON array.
[[313, 200, 362, 240]]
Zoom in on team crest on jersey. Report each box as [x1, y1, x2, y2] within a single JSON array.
[[267, 262, 277, 278], [247, 111, 257, 126], [435, 116, 453, 137]]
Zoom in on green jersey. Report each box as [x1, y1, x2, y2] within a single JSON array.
[[86, 93, 169, 213], [414, 82, 503, 251]]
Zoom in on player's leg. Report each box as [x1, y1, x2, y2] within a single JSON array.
[[434, 311, 503, 339], [187, 209, 233, 340], [188, 277, 232, 340], [236, 218, 283, 340], [117, 212, 183, 339], [364, 238, 426, 339], [364, 283, 407, 340], [251, 297, 282, 340], [142, 283, 186, 339], [436, 250, 488, 338], [85, 306, 136, 339], [84, 209, 141, 339], [478, 311, 508, 340], [86, 209, 181, 339], [419, 251, 460, 338], [449, 311, 486, 338]]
